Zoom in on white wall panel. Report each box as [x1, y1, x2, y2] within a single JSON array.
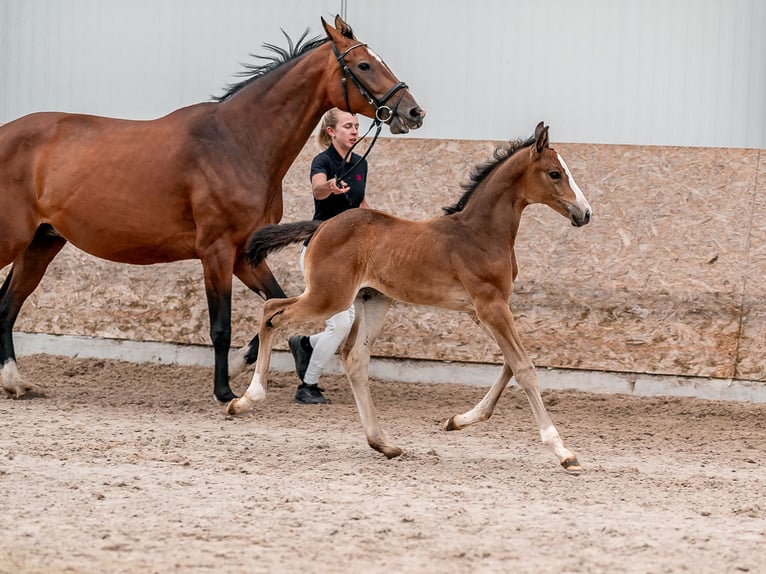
[[0, 0, 343, 120], [347, 0, 766, 147], [1, 0, 764, 147]]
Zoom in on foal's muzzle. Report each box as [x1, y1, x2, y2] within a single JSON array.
[[568, 204, 592, 227]]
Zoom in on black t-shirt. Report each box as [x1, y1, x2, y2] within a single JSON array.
[[309, 145, 368, 221]]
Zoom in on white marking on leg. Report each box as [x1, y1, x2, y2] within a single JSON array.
[[2, 360, 21, 391], [540, 425, 576, 462], [243, 372, 266, 404]]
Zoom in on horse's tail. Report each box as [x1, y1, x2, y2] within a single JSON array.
[[246, 220, 321, 267]]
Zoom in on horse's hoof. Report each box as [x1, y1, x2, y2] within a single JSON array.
[[443, 416, 459, 431], [214, 390, 238, 405], [3, 382, 45, 399], [561, 457, 583, 474]]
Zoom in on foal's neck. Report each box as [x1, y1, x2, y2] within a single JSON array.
[[458, 160, 527, 247]]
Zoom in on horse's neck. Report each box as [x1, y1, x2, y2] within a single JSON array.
[[217, 46, 332, 180]]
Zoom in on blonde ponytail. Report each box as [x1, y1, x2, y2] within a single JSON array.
[[316, 108, 342, 148]]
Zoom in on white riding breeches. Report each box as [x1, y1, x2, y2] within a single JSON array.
[[299, 245, 355, 386]]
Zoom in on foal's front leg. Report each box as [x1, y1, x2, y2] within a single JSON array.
[[471, 299, 581, 472], [444, 363, 513, 430], [445, 313, 513, 430]]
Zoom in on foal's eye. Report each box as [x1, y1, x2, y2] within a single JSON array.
[[549, 170, 562, 180], [358, 62, 371, 71]]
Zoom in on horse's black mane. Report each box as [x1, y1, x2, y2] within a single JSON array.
[[443, 134, 536, 215], [214, 28, 329, 102]]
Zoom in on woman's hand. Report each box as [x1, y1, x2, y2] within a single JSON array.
[[312, 174, 350, 200], [327, 178, 349, 195]]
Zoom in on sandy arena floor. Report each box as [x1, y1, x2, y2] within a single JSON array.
[[1, 354, 764, 573]]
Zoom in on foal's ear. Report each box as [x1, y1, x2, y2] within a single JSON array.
[[534, 121, 549, 153]]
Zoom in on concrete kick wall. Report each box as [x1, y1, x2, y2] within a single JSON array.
[[10, 136, 766, 384]]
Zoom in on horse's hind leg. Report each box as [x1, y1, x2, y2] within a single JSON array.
[[339, 289, 401, 458], [0, 226, 67, 398]]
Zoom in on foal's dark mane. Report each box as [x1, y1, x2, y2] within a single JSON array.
[[443, 134, 536, 215], [214, 26, 351, 102]]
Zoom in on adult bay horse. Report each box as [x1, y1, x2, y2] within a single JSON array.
[[229, 122, 592, 472], [0, 15, 425, 402]]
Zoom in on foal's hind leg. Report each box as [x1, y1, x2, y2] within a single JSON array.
[[226, 297, 298, 415], [0, 226, 67, 398], [339, 290, 402, 458], [228, 258, 286, 380]]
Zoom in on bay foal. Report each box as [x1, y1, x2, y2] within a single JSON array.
[[230, 122, 591, 472]]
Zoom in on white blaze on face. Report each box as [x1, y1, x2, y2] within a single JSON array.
[[557, 153, 592, 214], [365, 47, 385, 65]]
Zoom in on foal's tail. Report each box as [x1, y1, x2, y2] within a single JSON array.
[[246, 220, 321, 267]]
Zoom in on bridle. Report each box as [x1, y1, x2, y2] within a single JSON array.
[[331, 42, 408, 123], [330, 41, 409, 184]]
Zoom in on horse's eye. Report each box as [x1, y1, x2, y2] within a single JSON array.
[[549, 170, 561, 180], [358, 62, 371, 71]]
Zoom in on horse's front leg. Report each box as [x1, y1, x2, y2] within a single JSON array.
[[1, 227, 67, 398], [474, 298, 582, 473], [228, 257, 287, 379], [201, 251, 237, 403], [340, 290, 401, 458]]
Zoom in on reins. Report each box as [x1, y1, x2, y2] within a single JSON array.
[[330, 41, 408, 185], [333, 119, 382, 186]]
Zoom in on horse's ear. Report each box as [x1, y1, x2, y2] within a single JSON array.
[[333, 14, 356, 38], [534, 121, 549, 153], [322, 15, 355, 41], [321, 17, 335, 39]]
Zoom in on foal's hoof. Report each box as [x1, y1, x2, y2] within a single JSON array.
[[225, 398, 248, 416], [372, 444, 403, 459], [383, 446, 403, 459], [561, 457, 583, 474], [443, 416, 460, 431]]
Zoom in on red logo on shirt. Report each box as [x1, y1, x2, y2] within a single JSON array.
[[356, 174, 362, 181]]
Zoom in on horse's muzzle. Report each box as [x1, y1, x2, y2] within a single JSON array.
[[389, 106, 426, 134]]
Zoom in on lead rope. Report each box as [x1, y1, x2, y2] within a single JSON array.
[[334, 118, 383, 187]]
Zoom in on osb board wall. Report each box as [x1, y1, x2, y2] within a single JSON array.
[[11, 136, 766, 382]]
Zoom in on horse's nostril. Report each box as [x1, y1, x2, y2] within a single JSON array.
[[411, 106, 426, 119]]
